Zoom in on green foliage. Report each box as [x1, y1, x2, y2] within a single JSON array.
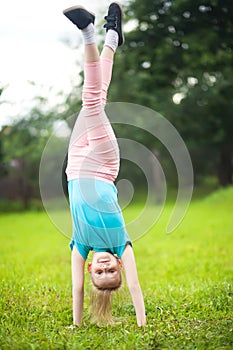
[[0, 187, 233, 349], [0, 83, 82, 207], [110, 0, 233, 186], [0, 85, 7, 177], [1, 0, 233, 209], [0, 98, 70, 206], [0, 116, 51, 205]]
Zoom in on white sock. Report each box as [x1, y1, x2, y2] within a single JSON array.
[[81, 23, 95, 45], [104, 29, 119, 52]]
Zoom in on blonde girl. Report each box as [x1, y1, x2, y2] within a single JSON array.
[[63, 2, 146, 327]]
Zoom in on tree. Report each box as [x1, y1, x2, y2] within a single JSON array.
[[0, 99, 59, 208], [0, 72, 84, 207], [176, 69, 233, 186], [110, 0, 233, 186], [0, 85, 7, 178]]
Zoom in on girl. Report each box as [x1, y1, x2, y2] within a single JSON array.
[[63, 2, 146, 327]]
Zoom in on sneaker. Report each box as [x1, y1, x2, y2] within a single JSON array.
[[63, 6, 95, 30], [103, 2, 124, 46]]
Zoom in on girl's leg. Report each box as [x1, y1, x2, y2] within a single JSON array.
[[65, 5, 122, 182], [67, 39, 101, 172], [83, 3, 122, 107], [64, 9, 100, 179], [81, 42, 102, 109], [77, 16, 101, 108], [67, 21, 119, 182], [100, 5, 123, 105], [100, 46, 114, 107], [79, 14, 122, 181], [82, 45, 120, 181]]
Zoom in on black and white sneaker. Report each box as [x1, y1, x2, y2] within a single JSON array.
[[63, 6, 95, 30], [103, 2, 124, 46]]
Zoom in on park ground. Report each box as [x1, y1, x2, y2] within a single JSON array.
[[0, 187, 233, 349]]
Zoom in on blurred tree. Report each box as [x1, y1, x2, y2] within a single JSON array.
[[175, 69, 233, 186], [110, 0, 233, 186], [0, 86, 7, 178], [0, 138, 5, 178], [0, 76, 83, 209], [0, 99, 58, 208]]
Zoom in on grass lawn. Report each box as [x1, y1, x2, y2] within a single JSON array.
[[0, 187, 233, 349]]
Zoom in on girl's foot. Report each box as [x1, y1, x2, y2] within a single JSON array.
[[104, 3, 124, 46], [63, 6, 95, 29]]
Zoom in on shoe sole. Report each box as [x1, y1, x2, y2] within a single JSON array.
[[63, 5, 95, 18], [109, 2, 125, 46], [112, 1, 124, 17]]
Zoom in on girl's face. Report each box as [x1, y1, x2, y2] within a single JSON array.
[[88, 252, 122, 289]]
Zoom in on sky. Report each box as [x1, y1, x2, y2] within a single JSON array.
[[0, 0, 115, 129]]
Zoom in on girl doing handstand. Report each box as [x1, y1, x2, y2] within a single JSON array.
[[63, 2, 146, 327]]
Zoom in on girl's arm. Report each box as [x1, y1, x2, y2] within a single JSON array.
[[71, 246, 85, 326], [121, 244, 146, 327]]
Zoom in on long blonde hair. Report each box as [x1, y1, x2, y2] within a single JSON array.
[[90, 277, 122, 325]]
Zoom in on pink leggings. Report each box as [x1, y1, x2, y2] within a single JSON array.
[[66, 57, 120, 183]]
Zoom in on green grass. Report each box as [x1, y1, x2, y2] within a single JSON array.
[[0, 187, 233, 349]]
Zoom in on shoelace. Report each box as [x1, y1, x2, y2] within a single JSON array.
[[104, 15, 118, 29]]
